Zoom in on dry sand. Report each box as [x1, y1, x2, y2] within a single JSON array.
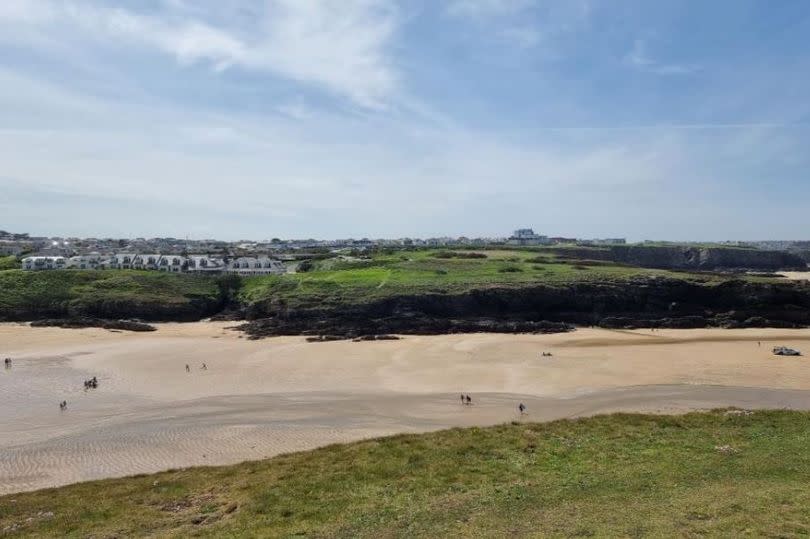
[[2, 322, 810, 494], [780, 271, 810, 281]]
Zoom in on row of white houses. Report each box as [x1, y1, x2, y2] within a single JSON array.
[[21, 254, 286, 276]]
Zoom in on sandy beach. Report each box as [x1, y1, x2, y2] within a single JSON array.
[[2, 322, 810, 494]]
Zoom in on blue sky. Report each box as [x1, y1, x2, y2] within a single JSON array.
[[1, 0, 809, 240]]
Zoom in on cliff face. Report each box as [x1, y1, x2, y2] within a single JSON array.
[[555, 246, 807, 271], [0, 297, 222, 322], [240, 277, 810, 337]]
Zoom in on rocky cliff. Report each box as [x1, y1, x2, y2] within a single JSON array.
[[239, 276, 810, 338]]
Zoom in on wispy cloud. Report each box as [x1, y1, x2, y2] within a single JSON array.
[[0, 0, 401, 108], [624, 39, 698, 75], [445, 0, 534, 19], [499, 26, 540, 48]]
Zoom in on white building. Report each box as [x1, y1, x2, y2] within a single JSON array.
[[102, 254, 136, 270], [187, 255, 226, 274], [21, 256, 67, 270], [132, 254, 163, 270], [157, 255, 186, 273], [507, 228, 551, 246], [66, 253, 104, 270], [227, 256, 286, 276]]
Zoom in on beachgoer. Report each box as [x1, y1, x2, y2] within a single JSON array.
[[460, 394, 465, 404], [519, 403, 526, 415], [201, 363, 207, 370], [186, 364, 190, 373], [465, 395, 472, 405]]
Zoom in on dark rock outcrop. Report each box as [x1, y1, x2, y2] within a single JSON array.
[[238, 276, 810, 339], [29, 318, 157, 332]]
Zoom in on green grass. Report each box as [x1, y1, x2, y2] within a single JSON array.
[[3, 410, 810, 537], [0, 256, 18, 271], [238, 248, 720, 310], [0, 270, 221, 319]]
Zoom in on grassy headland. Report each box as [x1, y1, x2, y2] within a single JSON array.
[[0, 248, 803, 327], [0, 270, 223, 321], [238, 249, 703, 311], [2, 410, 810, 537]]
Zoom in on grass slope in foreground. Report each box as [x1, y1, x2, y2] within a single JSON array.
[[3, 410, 810, 537]]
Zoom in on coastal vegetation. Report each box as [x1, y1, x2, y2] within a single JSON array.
[[0, 255, 18, 271], [237, 249, 696, 311], [2, 409, 810, 537], [0, 270, 222, 321], [1, 248, 805, 328]]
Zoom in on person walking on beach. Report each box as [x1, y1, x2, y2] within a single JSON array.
[[460, 394, 465, 405], [185, 364, 190, 373], [519, 403, 526, 415], [59, 401, 67, 411], [465, 395, 472, 405], [201, 363, 207, 370]]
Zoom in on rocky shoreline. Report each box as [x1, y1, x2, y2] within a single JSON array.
[[237, 276, 810, 339], [7, 276, 810, 340], [28, 318, 157, 332]]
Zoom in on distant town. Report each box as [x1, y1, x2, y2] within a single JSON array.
[[2, 228, 809, 273]]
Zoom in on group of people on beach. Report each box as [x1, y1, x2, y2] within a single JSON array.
[[185, 363, 207, 372], [461, 393, 528, 416], [84, 376, 98, 390]]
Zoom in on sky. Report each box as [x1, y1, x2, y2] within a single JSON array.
[[1, 0, 809, 241]]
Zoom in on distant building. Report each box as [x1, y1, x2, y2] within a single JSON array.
[[507, 228, 551, 246], [133, 254, 163, 271], [581, 238, 627, 246], [21, 256, 67, 271], [157, 255, 187, 273], [550, 237, 578, 245], [227, 256, 286, 276], [102, 254, 136, 270], [66, 254, 103, 270], [187, 255, 226, 274]]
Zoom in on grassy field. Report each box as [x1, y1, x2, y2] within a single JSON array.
[[2, 410, 809, 537], [239, 249, 711, 310], [0, 256, 18, 271], [0, 270, 221, 319]]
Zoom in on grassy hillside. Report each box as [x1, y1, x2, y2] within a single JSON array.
[[0, 270, 222, 320], [239, 249, 700, 310], [0, 256, 18, 271], [2, 410, 810, 537]]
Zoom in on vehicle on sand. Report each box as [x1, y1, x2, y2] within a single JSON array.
[[773, 346, 802, 357]]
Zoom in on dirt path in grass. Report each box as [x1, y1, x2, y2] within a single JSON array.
[[2, 323, 810, 494]]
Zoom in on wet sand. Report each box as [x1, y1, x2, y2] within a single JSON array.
[[2, 323, 810, 494]]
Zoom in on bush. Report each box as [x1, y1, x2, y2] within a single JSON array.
[[432, 251, 487, 259], [0, 256, 18, 271]]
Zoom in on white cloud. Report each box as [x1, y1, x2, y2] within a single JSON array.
[[0, 0, 400, 108], [625, 39, 698, 75], [445, 0, 534, 19]]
